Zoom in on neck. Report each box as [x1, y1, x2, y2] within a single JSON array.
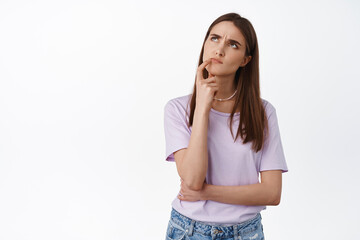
[[213, 73, 237, 100]]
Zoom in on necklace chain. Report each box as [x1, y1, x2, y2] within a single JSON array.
[[213, 90, 237, 101]]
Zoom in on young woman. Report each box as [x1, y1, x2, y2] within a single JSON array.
[[163, 12, 288, 240]]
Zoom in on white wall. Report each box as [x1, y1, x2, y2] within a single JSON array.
[[0, 0, 359, 239]]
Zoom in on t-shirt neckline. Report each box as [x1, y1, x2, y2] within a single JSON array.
[[210, 107, 240, 116]]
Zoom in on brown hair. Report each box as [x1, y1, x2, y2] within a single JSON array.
[[186, 12, 269, 152]]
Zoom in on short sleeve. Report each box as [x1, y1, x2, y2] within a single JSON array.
[[163, 100, 191, 162], [259, 103, 288, 173]]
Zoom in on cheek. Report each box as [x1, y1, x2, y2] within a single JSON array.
[[227, 54, 244, 67], [227, 63, 241, 73], [203, 41, 215, 55], [203, 44, 210, 58]]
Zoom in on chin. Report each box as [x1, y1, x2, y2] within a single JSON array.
[[207, 65, 230, 74], [206, 68, 226, 76], [206, 66, 219, 75]]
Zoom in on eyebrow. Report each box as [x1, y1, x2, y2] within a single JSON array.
[[209, 33, 242, 46]]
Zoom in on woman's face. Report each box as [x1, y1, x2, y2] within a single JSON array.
[[203, 21, 251, 76]]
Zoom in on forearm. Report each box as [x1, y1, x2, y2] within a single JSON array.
[[181, 108, 209, 190], [202, 183, 278, 206]]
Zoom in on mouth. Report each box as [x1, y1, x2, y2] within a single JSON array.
[[211, 58, 223, 64]]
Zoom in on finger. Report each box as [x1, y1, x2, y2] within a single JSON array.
[[207, 83, 219, 88], [198, 78, 216, 87], [201, 77, 216, 83], [196, 59, 211, 81]]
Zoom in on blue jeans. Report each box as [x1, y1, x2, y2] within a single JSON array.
[[165, 208, 265, 240]]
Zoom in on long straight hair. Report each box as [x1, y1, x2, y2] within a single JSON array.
[[186, 13, 269, 152]]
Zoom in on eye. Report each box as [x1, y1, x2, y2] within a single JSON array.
[[230, 43, 238, 49], [210, 36, 218, 42]]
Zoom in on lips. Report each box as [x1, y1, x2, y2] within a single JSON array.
[[211, 58, 223, 64]]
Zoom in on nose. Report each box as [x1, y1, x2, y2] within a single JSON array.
[[215, 44, 225, 57]]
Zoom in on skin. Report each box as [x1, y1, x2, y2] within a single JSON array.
[[178, 171, 282, 206], [177, 21, 283, 206], [202, 21, 252, 103]]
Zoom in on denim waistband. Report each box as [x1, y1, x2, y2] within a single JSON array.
[[170, 208, 262, 238]]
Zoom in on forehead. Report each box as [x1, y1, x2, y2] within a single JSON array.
[[210, 21, 245, 43]]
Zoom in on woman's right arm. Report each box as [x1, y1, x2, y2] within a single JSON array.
[[174, 59, 218, 191], [174, 108, 210, 191]]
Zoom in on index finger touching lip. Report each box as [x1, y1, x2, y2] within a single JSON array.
[[198, 59, 211, 71], [201, 58, 211, 66], [197, 59, 212, 80], [204, 58, 211, 64]]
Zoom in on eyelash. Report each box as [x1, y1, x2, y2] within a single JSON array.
[[210, 36, 238, 49]]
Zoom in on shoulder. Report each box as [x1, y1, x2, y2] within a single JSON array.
[[260, 98, 276, 118], [164, 93, 192, 114]]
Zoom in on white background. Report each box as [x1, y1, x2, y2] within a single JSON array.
[[0, 0, 359, 239]]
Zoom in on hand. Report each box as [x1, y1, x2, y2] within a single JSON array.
[[177, 178, 208, 202], [195, 59, 219, 113]]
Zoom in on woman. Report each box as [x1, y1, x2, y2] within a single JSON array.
[[163, 12, 288, 240]]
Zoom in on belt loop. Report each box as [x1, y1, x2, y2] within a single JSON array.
[[186, 220, 195, 236], [233, 224, 242, 240]]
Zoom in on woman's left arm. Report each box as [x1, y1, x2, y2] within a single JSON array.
[[178, 170, 282, 206]]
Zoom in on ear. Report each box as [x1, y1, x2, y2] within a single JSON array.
[[240, 55, 252, 67]]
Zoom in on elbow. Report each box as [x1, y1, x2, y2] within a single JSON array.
[[181, 174, 206, 191], [272, 198, 280, 206], [271, 194, 281, 206], [185, 180, 204, 191], [267, 183, 282, 206], [189, 184, 203, 191]]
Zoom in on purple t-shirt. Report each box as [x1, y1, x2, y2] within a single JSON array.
[[163, 94, 288, 225]]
